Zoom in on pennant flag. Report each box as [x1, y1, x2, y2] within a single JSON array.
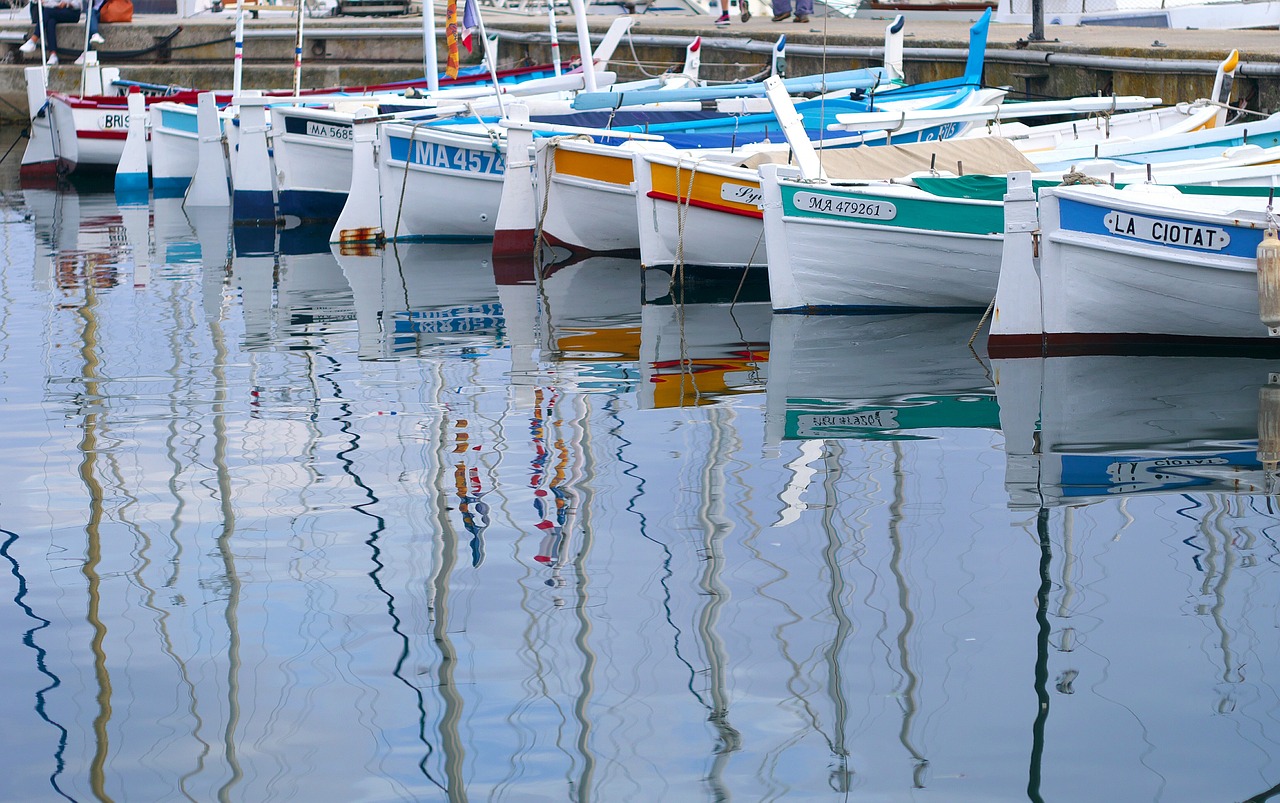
[[445, 0, 459, 79], [461, 0, 479, 53]]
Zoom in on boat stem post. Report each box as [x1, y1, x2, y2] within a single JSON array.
[[114, 88, 149, 203], [231, 94, 277, 225], [20, 66, 61, 178], [989, 171, 1043, 355], [331, 110, 385, 246], [493, 103, 537, 260], [185, 92, 230, 207]]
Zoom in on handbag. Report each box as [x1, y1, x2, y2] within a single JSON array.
[[98, 0, 132, 23]]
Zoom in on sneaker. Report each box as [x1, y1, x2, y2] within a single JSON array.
[[715, 11, 730, 23], [793, 14, 809, 21], [19, 37, 37, 54], [771, 11, 790, 20], [740, 4, 751, 20], [90, 33, 105, 45], [46, 53, 58, 65]]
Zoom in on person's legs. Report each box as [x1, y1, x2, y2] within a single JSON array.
[[771, 0, 791, 18], [794, 0, 812, 19], [40, 6, 82, 53]]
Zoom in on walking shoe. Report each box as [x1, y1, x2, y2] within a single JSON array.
[[793, 14, 809, 21], [19, 37, 38, 54], [715, 11, 730, 24], [47, 53, 58, 65], [90, 33, 105, 45], [740, 4, 751, 20], [771, 11, 790, 20]]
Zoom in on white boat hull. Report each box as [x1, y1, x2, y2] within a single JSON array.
[[273, 107, 359, 221], [378, 123, 507, 240], [531, 139, 654, 255], [1040, 187, 1270, 344], [150, 102, 202, 197], [635, 153, 768, 270], [760, 167, 1004, 310], [58, 96, 147, 170]]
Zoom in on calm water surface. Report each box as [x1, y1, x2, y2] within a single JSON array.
[[3, 182, 1280, 802]]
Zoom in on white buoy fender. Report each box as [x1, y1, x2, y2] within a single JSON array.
[[1260, 374, 1280, 466], [1257, 225, 1280, 335]]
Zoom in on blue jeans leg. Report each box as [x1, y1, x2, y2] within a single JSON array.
[[29, 5, 82, 53]]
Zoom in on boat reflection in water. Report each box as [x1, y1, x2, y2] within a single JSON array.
[[994, 353, 1274, 506], [994, 350, 1280, 803], [640, 266, 771, 409], [765, 311, 998, 445], [8, 184, 1280, 801], [334, 240, 504, 361], [496, 255, 644, 394]]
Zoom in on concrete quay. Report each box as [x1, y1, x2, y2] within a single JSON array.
[[0, 7, 1277, 122]]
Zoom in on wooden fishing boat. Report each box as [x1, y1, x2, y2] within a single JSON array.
[[515, 11, 996, 259], [630, 50, 1236, 274], [270, 20, 683, 221], [989, 173, 1280, 356], [18, 9, 619, 185]]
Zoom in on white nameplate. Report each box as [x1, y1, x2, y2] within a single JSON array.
[[1104, 211, 1230, 251], [306, 121, 353, 141], [720, 182, 763, 206], [793, 192, 897, 221], [97, 112, 129, 131]]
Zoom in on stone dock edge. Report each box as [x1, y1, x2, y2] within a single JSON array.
[[1, 9, 1276, 122]]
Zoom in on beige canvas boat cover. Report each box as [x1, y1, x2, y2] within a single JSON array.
[[736, 135, 1039, 180]]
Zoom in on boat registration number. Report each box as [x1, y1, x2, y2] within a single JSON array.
[[720, 182, 763, 206], [305, 121, 353, 141], [392, 137, 506, 175], [394, 305, 503, 334], [793, 192, 897, 221], [1107, 456, 1229, 491], [797, 409, 899, 434], [1104, 211, 1230, 251]]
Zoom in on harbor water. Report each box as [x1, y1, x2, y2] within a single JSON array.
[[4, 172, 1280, 801]]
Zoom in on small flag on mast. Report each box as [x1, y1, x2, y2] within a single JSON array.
[[461, 0, 478, 53]]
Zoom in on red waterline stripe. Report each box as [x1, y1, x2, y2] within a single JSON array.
[[989, 331, 1280, 358], [646, 190, 762, 220]]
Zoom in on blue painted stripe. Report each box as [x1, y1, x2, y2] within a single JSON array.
[[114, 188, 150, 207], [233, 189, 276, 223], [115, 172, 149, 193], [1058, 449, 1258, 498], [1056, 196, 1264, 259], [159, 108, 201, 134], [153, 175, 191, 198], [279, 189, 348, 221]]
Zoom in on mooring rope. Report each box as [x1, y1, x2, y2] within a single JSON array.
[[392, 120, 429, 242]]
